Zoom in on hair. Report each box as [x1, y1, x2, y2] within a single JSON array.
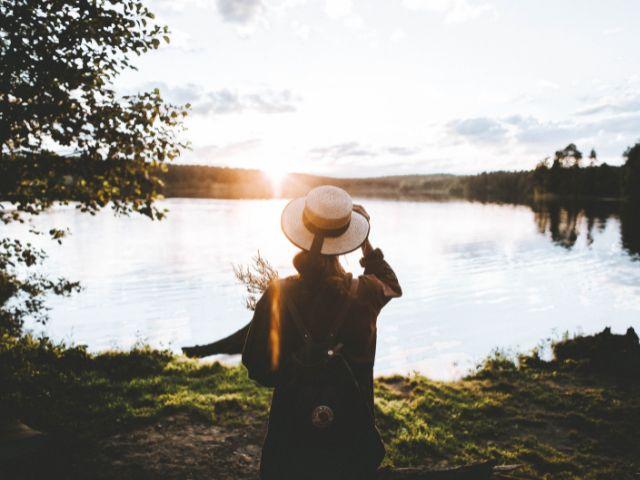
[[293, 250, 349, 296]]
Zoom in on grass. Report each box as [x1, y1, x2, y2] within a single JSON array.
[[2, 330, 639, 479], [376, 356, 640, 479], [1, 336, 272, 439]]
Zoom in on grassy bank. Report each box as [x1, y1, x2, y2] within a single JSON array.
[[2, 328, 639, 479]]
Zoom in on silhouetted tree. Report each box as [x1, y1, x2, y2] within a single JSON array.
[[0, 0, 188, 336], [548, 154, 564, 193], [554, 143, 583, 168], [623, 142, 640, 201], [532, 159, 550, 195], [525, 144, 630, 199]]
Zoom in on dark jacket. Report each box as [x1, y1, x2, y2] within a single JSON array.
[[242, 248, 402, 479]]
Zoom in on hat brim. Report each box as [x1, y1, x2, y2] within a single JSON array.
[[281, 197, 370, 255]]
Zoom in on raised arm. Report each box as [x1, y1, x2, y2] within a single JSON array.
[[353, 205, 402, 311], [181, 323, 250, 358]]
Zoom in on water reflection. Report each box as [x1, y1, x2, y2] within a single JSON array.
[[621, 204, 640, 259], [10, 198, 640, 380], [532, 201, 640, 258]]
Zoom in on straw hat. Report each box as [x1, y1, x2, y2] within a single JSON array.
[[281, 185, 370, 256]]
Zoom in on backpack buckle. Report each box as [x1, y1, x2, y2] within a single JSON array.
[[311, 405, 334, 429], [327, 342, 344, 358]]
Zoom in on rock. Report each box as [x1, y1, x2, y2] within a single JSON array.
[[552, 326, 640, 379]]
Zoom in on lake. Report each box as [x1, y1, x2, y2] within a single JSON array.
[[12, 197, 640, 380]]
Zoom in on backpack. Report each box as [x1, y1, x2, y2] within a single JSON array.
[[278, 293, 377, 454]]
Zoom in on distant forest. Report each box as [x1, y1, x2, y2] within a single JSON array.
[[162, 165, 460, 200], [162, 142, 640, 204], [465, 142, 640, 203]]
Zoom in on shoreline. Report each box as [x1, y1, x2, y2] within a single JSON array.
[[160, 191, 628, 205], [24, 322, 640, 383]]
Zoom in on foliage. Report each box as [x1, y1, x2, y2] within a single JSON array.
[[233, 252, 279, 310], [0, 0, 188, 336], [0, 238, 81, 337]]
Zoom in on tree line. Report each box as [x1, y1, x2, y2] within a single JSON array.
[[160, 143, 640, 204], [464, 142, 640, 203]]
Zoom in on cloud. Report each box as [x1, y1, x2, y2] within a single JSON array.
[[155, 0, 281, 35], [602, 26, 624, 36], [125, 82, 300, 115], [389, 28, 408, 43], [447, 117, 508, 143], [123, 82, 200, 105], [322, 0, 372, 37], [401, 0, 496, 24], [502, 114, 538, 127], [192, 139, 261, 161], [291, 20, 312, 40], [240, 90, 300, 114], [191, 87, 299, 115], [160, 27, 204, 54], [308, 142, 422, 161], [154, 0, 210, 13], [325, 0, 353, 18], [444, 111, 640, 163], [515, 114, 640, 145], [537, 79, 560, 91], [385, 146, 421, 156], [575, 94, 640, 117], [310, 142, 375, 160], [216, 0, 265, 24], [214, 0, 309, 33]]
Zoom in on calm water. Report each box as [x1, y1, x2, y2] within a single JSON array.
[[12, 198, 640, 380]]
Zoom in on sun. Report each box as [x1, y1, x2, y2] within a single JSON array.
[[264, 166, 289, 197]]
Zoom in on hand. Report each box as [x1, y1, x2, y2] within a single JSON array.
[[353, 204, 370, 222], [353, 204, 373, 255]]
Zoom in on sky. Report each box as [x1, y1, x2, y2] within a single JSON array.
[[116, 0, 640, 177]]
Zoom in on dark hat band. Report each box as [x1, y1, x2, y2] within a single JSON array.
[[302, 210, 351, 238], [302, 210, 351, 255]]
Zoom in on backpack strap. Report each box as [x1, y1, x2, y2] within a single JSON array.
[[285, 292, 351, 347], [327, 294, 351, 343], [284, 295, 314, 346]]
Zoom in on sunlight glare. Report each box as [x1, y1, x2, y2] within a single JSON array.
[[264, 166, 289, 197]]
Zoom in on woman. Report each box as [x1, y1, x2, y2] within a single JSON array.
[[242, 185, 402, 480]]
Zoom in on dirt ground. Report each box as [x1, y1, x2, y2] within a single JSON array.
[[79, 413, 266, 480], [5, 413, 266, 480]]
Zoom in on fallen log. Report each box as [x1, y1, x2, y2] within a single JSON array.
[[376, 462, 523, 479], [182, 323, 250, 358]]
